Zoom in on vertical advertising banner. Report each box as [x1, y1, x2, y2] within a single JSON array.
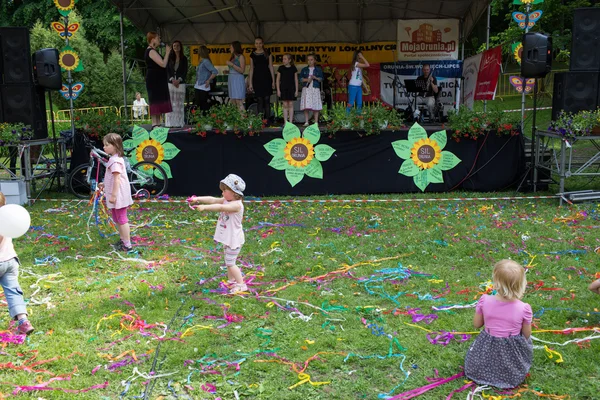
[[379, 61, 463, 115], [322, 64, 381, 103], [397, 19, 460, 61], [462, 53, 483, 109], [474, 46, 503, 101]]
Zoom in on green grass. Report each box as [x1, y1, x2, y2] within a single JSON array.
[[1, 192, 599, 399]]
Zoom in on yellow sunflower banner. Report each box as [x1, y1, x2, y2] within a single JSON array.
[[264, 122, 336, 187], [54, 0, 77, 16], [124, 125, 181, 179], [391, 122, 461, 192], [512, 42, 523, 65]]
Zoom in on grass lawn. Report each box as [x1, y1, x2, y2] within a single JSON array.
[[1, 191, 599, 399]]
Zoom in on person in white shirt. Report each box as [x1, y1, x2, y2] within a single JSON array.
[[132, 92, 148, 119], [346, 51, 370, 113]]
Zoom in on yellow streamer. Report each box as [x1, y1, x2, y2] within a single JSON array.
[[288, 373, 331, 390], [544, 345, 564, 363], [180, 324, 213, 338]]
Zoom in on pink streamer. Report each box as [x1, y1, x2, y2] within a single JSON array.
[[12, 377, 109, 395], [386, 371, 464, 400]]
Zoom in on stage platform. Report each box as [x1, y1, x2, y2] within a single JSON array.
[[72, 124, 525, 197]]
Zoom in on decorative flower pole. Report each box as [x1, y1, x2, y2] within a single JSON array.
[[52, 0, 84, 136]]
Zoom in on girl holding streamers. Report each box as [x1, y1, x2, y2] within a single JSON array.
[[276, 53, 298, 125], [0, 192, 34, 335], [188, 174, 248, 294], [464, 259, 533, 388], [98, 133, 134, 252], [346, 50, 370, 113], [226, 41, 246, 111], [299, 54, 323, 126]]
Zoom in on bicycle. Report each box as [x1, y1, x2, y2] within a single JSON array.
[[67, 134, 168, 199]]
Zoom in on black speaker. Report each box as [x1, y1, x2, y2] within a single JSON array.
[[0, 27, 33, 84], [0, 84, 48, 139], [571, 8, 600, 71], [521, 32, 552, 79], [552, 71, 599, 120], [32, 48, 61, 90]]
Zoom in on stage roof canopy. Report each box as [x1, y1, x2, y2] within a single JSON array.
[[111, 0, 492, 45]]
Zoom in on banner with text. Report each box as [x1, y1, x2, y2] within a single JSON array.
[[462, 53, 483, 109], [396, 19, 459, 61], [190, 42, 398, 67], [322, 64, 381, 103], [473, 46, 502, 101], [379, 61, 463, 115]]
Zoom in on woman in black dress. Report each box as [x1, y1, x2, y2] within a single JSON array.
[[248, 37, 275, 120], [145, 32, 172, 128]]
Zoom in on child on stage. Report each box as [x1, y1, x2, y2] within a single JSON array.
[[0, 192, 34, 335], [464, 259, 533, 388], [189, 174, 248, 294], [276, 53, 299, 125]]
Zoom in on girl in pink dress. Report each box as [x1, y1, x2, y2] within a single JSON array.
[[464, 259, 533, 389], [99, 133, 134, 252], [188, 174, 247, 294]]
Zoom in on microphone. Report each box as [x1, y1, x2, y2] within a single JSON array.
[[159, 42, 166, 48]]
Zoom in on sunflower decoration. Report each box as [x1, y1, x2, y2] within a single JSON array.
[[54, 0, 77, 16], [391, 122, 461, 192], [264, 122, 335, 187], [123, 125, 181, 179], [59, 46, 83, 71], [512, 42, 523, 65]]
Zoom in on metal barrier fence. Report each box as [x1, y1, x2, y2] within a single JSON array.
[[495, 69, 566, 98]]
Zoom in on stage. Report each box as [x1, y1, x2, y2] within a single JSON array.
[[71, 123, 525, 197]]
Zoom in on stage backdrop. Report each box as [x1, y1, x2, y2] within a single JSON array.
[[396, 19, 459, 61], [474, 46, 502, 101], [380, 61, 463, 114], [190, 42, 397, 67], [157, 125, 524, 197], [462, 53, 482, 109], [322, 64, 381, 102]]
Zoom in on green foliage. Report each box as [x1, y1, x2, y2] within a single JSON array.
[[0, 122, 33, 146], [74, 108, 129, 140], [190, 104, 266, 137], [326, 102, 404, 136], [447, 106, 521, 142], [548, 108, 600, 140]]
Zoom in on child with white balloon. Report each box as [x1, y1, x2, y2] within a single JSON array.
[[97, 133, 134, 252], [0, 192, 34, 335]]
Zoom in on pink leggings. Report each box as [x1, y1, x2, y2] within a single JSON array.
[[111, 207, 129, 225]]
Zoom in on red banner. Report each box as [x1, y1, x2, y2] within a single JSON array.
[[322, 64, 381, 102], [474, 46, 502, 101]]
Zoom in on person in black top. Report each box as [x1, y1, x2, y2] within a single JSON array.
[[276, 53, 299, 124], [415, 64, 439, 120], [144, 32, 172, 128], [249, 37, 275, 120], [165, 40, 188, 128]]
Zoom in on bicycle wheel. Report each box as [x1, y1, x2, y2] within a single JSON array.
[[129, 161, 168, 197], [68, 163, 94, 199]]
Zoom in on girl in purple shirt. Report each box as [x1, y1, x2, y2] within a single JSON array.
[[464, 259, 533, 389]]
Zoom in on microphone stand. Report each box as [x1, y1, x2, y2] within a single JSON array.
[[392, 50, 398, 109]]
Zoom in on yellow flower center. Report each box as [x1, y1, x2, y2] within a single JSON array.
[[284, 137, 315, 168], [136, 139, 165, 166], [410, 138, 442, 170]]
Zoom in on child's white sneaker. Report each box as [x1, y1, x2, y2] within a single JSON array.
[[229, 283, 248, 294]]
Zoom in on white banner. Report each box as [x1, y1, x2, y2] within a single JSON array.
[[462, 53, 482, 110], [396, 19, 460, 61]]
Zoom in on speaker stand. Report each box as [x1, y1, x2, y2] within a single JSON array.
[[516, 78, 540, 193]]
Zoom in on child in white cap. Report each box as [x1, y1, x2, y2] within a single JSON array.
[[188, 174, 248, 294]]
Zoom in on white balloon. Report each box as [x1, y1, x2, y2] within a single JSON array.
[[0, 204, 31, 238]]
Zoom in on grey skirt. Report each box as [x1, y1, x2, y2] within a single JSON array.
[[464, 330, 533, 389]]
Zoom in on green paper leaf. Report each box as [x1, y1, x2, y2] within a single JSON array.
[[283, 122, 301, 142], [268, 156, 289, 170], [264, 138, 287, 157], [132, 125, 149, 146], [58, 9, 72, 17], [150, 127, 169, 144], [439, 151, 461, 171], [408, 122, 428, 144], [123, 139, 136, 151], [399, 159, 420, 177], [285, 168, 305, 187], [74, 61, 84, 72], [157, 162, 172, 179], [413, 170, 429, 192], [314, 144, 335, 162], [392, 140, 411, 160], [430, 130, 447, 151], [303, 123, 321, 145], [305, 159, 323, 179], [429, 167, 444, 183], [129, 155, 137, 167], [162, 143, 180, 160]]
